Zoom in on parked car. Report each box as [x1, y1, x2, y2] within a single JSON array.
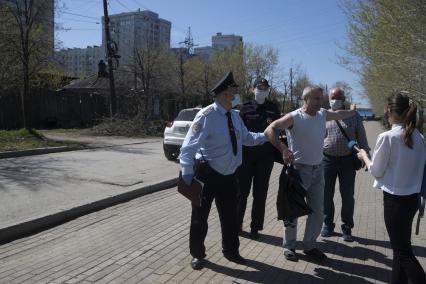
[[163, 107, 201, 160], [357, 108, 376, 120]]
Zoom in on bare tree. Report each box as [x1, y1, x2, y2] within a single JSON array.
[[0, 0, 55, 128]]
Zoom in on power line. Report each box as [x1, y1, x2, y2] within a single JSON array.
[[59, 27, 100, 31], [116, 0, 133, 12], [130, 0, 150, 11], [61, 11, 99, 20], [60, 17, 100, 24]]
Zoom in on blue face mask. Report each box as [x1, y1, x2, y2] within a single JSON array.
[[232, 93, 241, 108]]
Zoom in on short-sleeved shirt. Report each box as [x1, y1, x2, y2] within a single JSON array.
[[323, 112, 370, 156]]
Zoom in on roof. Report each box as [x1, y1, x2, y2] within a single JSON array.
[[61, 68, 142, 91]]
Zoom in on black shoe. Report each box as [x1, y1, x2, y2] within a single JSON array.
[[191, 258, 205, 270], [303, 248, 327, 262], [249, 229, 259, 240], [284, 249, 298, 262], [223, 253, 247, 264], [342, 232, 354, 242], [238, 227, 243, 236], [320, 227, 334, 237]]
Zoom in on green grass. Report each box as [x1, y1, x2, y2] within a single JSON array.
[[40, 128, 93, 135], [0, 129, 70, 152]]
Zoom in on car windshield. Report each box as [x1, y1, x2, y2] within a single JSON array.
[[357, 109, 374, 117], [175, 109, 199, 121]]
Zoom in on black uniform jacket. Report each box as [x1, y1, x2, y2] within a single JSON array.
[[239, 99, 281, 154]]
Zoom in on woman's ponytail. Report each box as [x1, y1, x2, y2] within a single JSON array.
[[403, 101, 417, 149], [387, 93, 417, 149]]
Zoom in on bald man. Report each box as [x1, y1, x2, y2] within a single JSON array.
[[321, 87, 370, 242]]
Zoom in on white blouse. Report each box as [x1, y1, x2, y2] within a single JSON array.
[[368, 124, 426, 196]]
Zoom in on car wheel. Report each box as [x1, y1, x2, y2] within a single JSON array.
[[164, 149, 175, 161]]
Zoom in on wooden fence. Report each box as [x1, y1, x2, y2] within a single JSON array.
[[0, 89, 209, 130]]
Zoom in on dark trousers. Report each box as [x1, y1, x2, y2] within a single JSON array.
[[189, 164, 239, 259], [323, 154, 356, 233], [237, 149, 274, 231], [383, 192, 426, 284]]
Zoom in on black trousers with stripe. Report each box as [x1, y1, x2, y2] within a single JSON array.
[[189, 163, 240, 259]]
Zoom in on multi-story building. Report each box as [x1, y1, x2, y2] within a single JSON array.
[[56, 46, 104, 78], [102, 9, 171, 66], [194, 46, 214, 61], [193, 33, 243, 62], [212, 33, 243, 51]]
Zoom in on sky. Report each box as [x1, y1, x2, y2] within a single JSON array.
[[56, 0, 369, 107]]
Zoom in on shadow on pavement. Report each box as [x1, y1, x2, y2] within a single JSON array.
[[204, 258, 376, 283], [321, 239, 392, 267], [0, 156, 70, 191], [355, 236, 426, 258]]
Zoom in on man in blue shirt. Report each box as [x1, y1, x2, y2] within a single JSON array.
[[180, 71, 268, 270]]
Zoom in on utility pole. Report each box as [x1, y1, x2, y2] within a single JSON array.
[[103, 0, 117, 117]]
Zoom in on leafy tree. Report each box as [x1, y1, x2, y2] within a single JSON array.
[[339, 0, 426, 131]]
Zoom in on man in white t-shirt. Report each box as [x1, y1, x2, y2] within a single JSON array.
[[264, 85, 357, 262]]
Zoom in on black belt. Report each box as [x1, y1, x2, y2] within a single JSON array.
[[323, 153, 352, 158]]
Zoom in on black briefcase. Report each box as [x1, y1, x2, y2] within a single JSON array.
[[177, 171, 203, 207]]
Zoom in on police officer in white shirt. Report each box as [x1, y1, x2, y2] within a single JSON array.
[[180, 71, 268, 270]]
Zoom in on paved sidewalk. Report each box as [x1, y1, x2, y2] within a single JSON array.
[[0, 137, 179, 242], [0, 121, 425, 283]]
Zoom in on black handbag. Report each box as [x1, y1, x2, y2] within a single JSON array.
[[335, 120, 363, 170], [276, 164, 312, 220]]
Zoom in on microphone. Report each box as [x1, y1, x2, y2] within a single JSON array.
[[348, 140, 368, 171], [347, 140, 360, 152]]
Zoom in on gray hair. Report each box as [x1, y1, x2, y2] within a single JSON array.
[[301, 85, 323, 99]]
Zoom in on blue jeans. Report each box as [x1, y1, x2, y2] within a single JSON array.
[[322, 154, 356, 234], [283, 163, 324, 251]]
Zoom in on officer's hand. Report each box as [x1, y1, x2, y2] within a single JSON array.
[[182, 174, 193, 186], [282, 148, 294, 164]]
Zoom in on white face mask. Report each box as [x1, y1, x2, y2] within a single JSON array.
[[232, 93, 241, 108], [254, 89, 268, 104], [330, 99, 343, 110]]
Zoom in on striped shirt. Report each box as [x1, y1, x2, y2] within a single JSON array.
[[323, 112, 370, 156]]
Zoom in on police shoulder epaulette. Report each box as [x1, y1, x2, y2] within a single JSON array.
[[201, 106, 214, 116]]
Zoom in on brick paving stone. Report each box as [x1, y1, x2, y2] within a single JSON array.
[[0, 122, 425, 283]]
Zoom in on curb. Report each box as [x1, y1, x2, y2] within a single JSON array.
[[0, 146, 84, 159], [0, 177, 178, 244]]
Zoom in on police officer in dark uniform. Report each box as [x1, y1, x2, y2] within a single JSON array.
[[237, 77, 281, 239], [180, 72, 268, 270]]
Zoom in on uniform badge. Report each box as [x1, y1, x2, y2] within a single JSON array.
[[192, 123, 202, 134]]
